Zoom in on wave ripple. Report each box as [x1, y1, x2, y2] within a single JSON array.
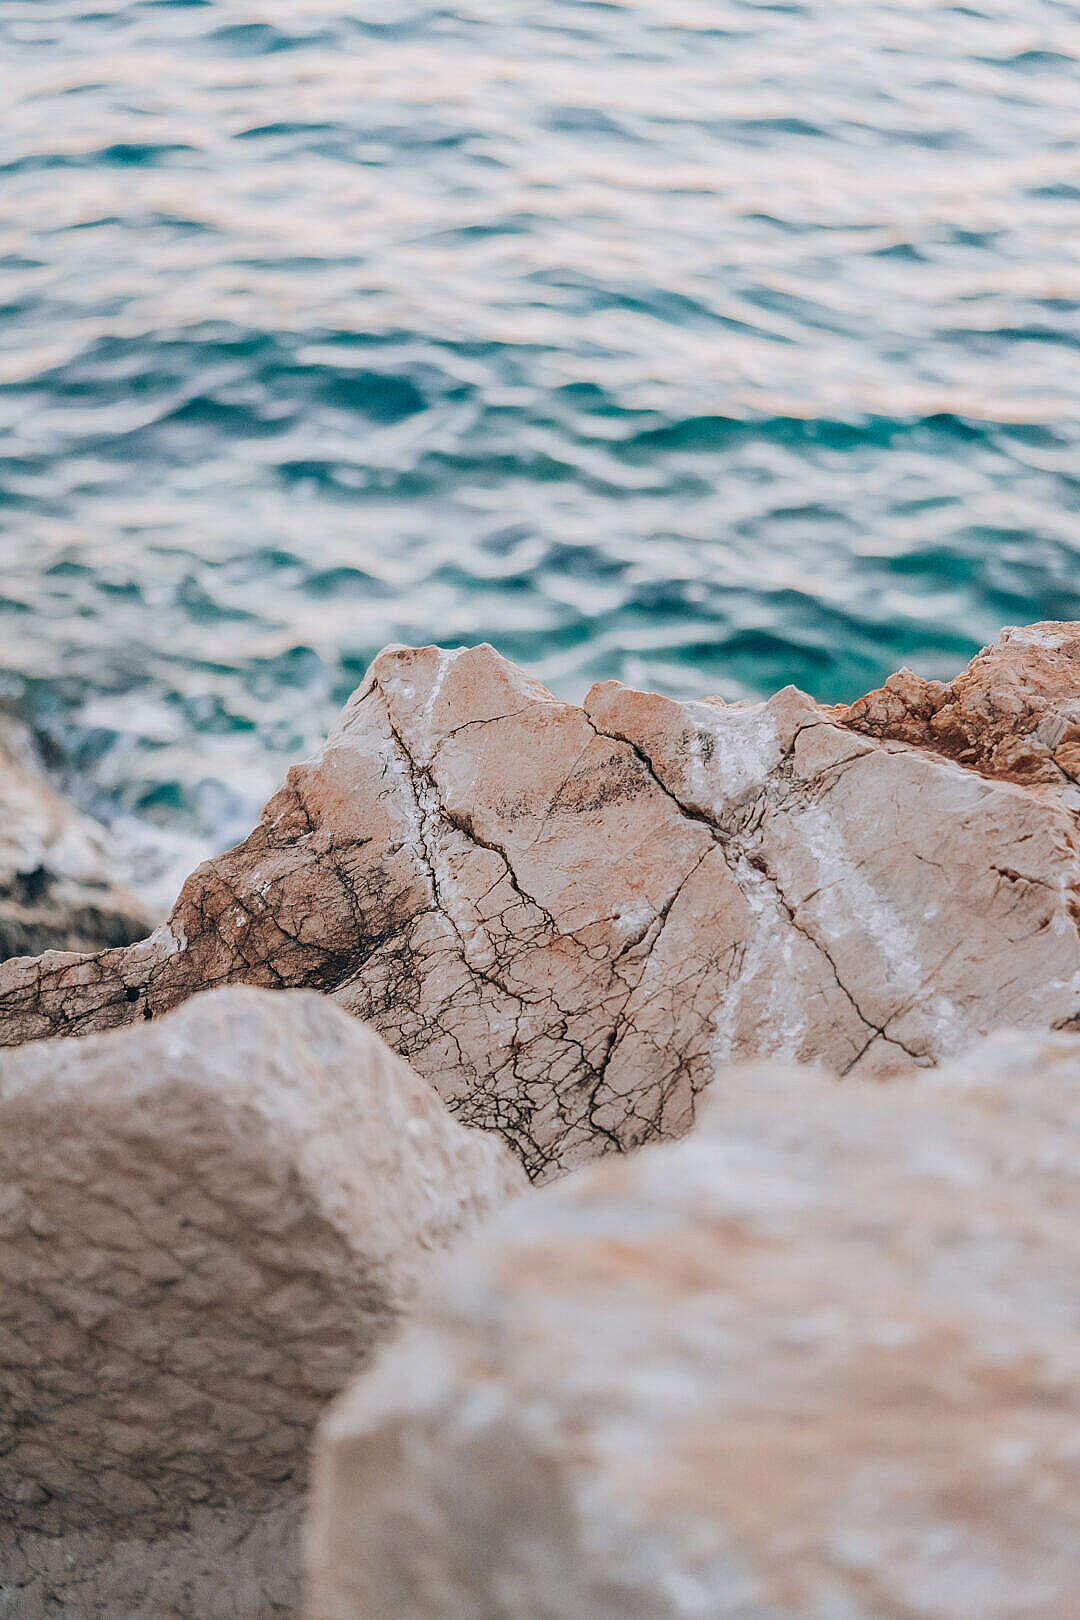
[[2, 0, 1079, 895]]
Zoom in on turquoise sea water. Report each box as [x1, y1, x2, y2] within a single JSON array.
[[2, 1, 1079, 893]]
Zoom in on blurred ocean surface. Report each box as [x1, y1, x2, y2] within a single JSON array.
[[1, 0, 1079, 903]]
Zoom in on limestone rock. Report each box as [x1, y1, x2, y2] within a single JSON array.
[[843, 620, 1080, 781], [0, 985, 524, 1618], [4, 626, 1080, 1180], [308, 1034, 1080, 1620], [0, 713, 154, 962]]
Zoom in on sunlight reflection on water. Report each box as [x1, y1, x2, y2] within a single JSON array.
[[1, 0, 1079, 895]]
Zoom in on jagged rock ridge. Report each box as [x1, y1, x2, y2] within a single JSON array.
[[3, 624, 1080, 1180]]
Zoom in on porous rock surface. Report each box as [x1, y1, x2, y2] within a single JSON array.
[[5, 623, 1080, 1180], [0, 985, 524, 1618], [0, 712, 154, 961], [308, 1032, 1080, 1620]]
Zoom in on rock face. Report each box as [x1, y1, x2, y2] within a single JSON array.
[[0, 985, 524, 1618], [307, 1033, 1080, 1620], [0, 713, 154, 962], [4, 624, 1080, 1180]]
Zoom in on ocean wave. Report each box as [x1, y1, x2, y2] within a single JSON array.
[[2, 0, 1079, 877]]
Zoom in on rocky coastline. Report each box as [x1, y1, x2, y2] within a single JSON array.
[[0, 711, 154, 963], [4, 623, 1080, 1617]]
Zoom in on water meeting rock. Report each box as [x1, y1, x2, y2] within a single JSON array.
[[307, 1031, 1080, 1620], [0, 712, 154, 962], [0, 985, 524, 1618], [4, 624, 1080, 1180]]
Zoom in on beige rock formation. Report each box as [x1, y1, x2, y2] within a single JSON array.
[[0, 712, 154, 961], [4, 624, 1080, 1179], [0, 985, 524, 1618], [307, 1031, 1080, 1620]]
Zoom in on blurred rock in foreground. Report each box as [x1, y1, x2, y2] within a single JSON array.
[[6, 624, 1080, 1181], [0, 986, 524, 1619], [308, 1030, 1080, 1620], [0, 713, 154, 962]]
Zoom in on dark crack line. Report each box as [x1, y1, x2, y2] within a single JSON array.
[[373, 674, 558, 936], [582, 709, 926, 1067]]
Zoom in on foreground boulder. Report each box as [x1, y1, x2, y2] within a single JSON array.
[[4, 624, 1080, 1179], [0, 712, 154, 961], [308, 1032, 1080, 1620], [0, 986, 524, 1618]]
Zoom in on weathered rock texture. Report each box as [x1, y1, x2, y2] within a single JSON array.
[[0, 713, 154, 961], [5, 623, 1080, 1180], [0, 986, 523, 1618], [308, 1032, 1080, 1620]]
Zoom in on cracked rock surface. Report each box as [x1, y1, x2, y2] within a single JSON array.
[[0, 985, 524, 1618], [308, 1031, 1080, 1620], [4, 623, 1080, 1180], [0, 713, 154, 961]]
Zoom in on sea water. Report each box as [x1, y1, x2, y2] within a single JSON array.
[[1, 0, 1078, 895]]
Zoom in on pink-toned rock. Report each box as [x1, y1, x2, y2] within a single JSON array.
[[843, 620, 1080, 781], [0, 985, 523, 1618], [307, 1032, 1080, 1620], [4, 626, 1080, 1180]]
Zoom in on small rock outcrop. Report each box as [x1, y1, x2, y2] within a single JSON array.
[[844, 619, 1080, 780], [307, 1032, 1080, 1620], [0, 713, 154, 961], [4, 625, 1080, 1180], [0, 986, 524, 1618]]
